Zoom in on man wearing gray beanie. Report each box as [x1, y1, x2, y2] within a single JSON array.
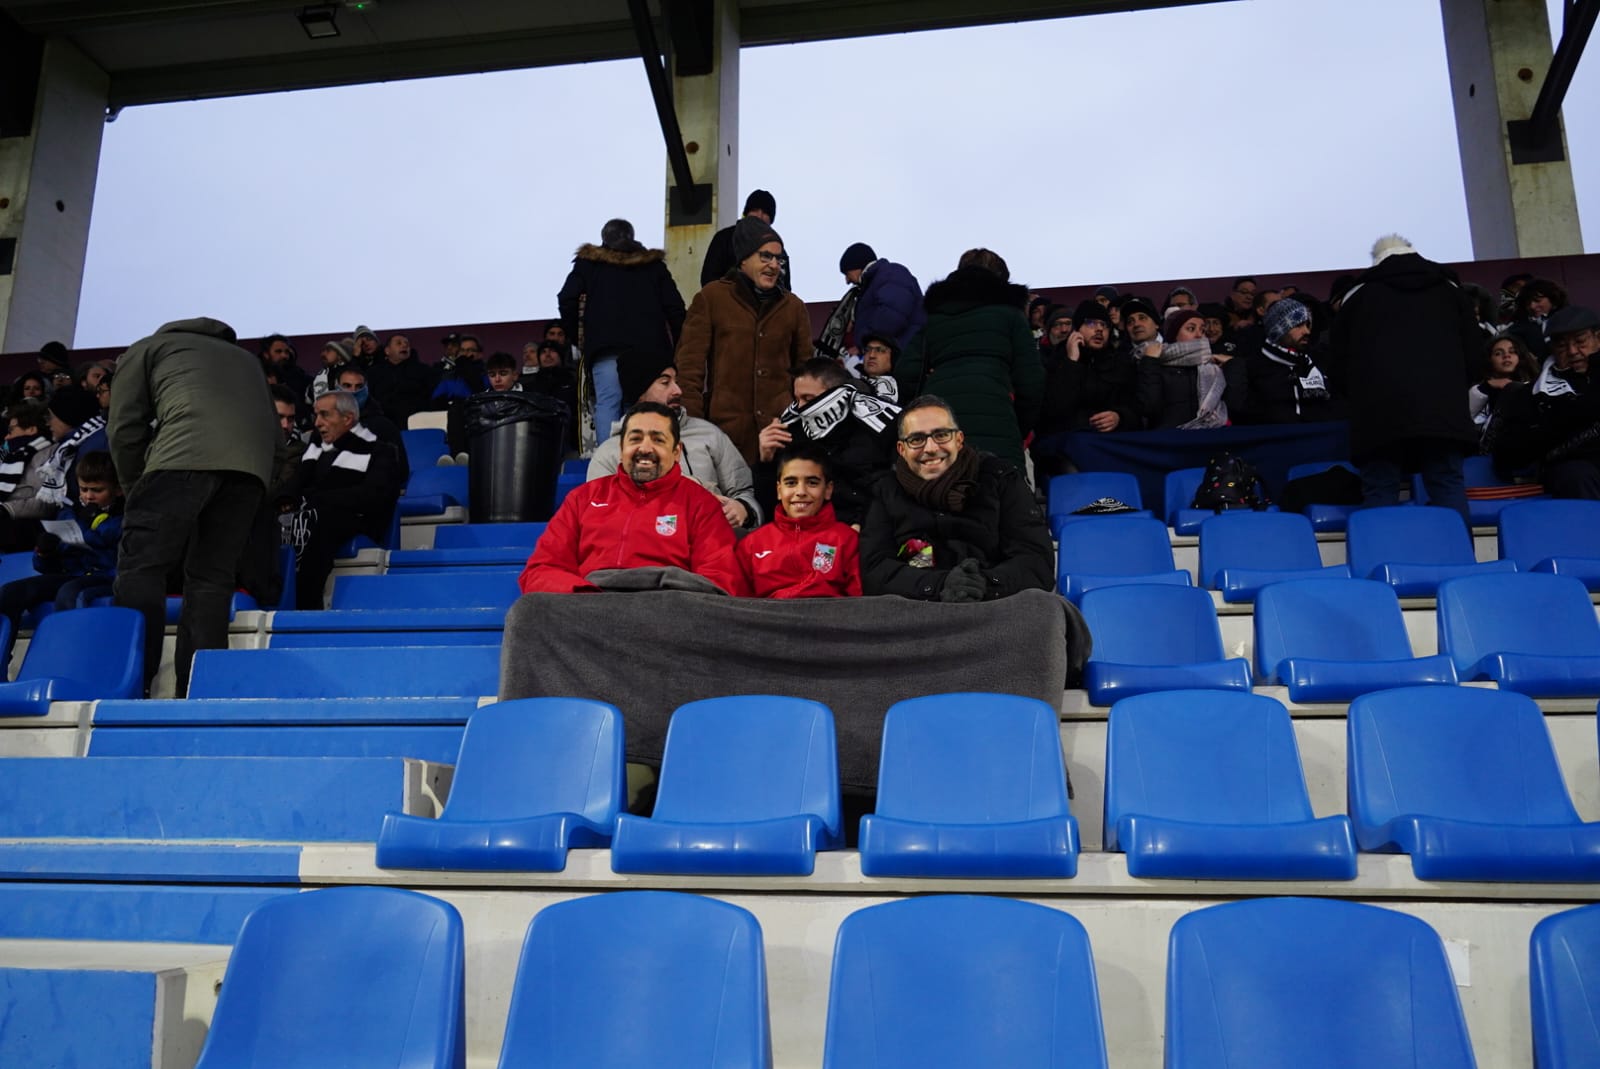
[[699, 189, 792, 291]]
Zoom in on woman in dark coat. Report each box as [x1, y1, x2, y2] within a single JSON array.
[[893, 249, 1043, 473]]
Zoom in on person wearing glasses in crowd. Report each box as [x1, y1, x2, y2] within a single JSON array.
[[858, 395, 1053, 601], [675, 215, 811, 465], [1492, 305, 1600, 499]]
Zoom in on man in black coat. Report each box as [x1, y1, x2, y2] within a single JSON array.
[[859, 395, 1053, 601], [1032, 301, 1139, 482], [1492, 305, 1600, 498], [365, 333, 438, 430], [699, 189, 792, 291], [1330, 235, 1480, 523]]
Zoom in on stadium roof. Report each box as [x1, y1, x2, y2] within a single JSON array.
[[1, 0, 1221, 109]]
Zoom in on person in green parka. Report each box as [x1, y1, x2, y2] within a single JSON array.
[[893, 248, 1044, 477]]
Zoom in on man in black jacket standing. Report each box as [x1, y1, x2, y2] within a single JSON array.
[[1331, 235, 1480, 523], [699, 189, 791, 292]]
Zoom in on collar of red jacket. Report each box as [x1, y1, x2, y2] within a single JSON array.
[[775, 500, 839, 532]]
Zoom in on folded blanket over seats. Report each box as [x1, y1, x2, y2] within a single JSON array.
[[502, 589, 1086, 793]]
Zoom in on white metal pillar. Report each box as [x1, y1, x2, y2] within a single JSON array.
[[663, 0, 739, 302]]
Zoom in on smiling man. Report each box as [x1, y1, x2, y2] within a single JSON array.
[[858, 395, 1054, 601], [518, 401, 740, 594]]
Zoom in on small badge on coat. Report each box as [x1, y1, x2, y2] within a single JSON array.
[[655, 514, 678, 536], [812, 543, 837, 573]]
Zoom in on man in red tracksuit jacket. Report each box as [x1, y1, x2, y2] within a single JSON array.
[[519, 402, 740, 594], [733, 445, 862, 598]]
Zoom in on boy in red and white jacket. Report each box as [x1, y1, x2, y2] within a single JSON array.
[[734, 445, 861, 598]]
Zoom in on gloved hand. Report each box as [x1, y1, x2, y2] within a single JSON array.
[[939, 558, 987, 603], [34, 531, 61, 555]]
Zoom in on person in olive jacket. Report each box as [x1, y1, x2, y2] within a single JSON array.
[[859, 396, 1053, 601], [892, 248, 1044, 474], [675, 216, 812, 464]]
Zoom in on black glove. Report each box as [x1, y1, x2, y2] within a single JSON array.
[[938, 558, 987, 603], [34, 532, 61, 555]]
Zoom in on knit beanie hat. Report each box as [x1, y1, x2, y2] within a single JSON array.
[[1197, 301, 1230, 323], [1371, 233, 1417, 265], [743, 189, 777, 220], [618, 354, 677, 408], [353, 325, 377, 343], [322, 340, 351, 363], [1045, 305, 1074, 330], [1161, 308, 1205, 344], [601, 218, 636, 251], [1264, 296, 1312, 344], [1072, 300, 1111, 330], [839, 242, 876, 275], [48, 386, 98, 428], [1093, 285, 1120, 301], [732, 216, 783, 264], [1121, 297, 1159, 325]]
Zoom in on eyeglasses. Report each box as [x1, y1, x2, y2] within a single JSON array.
[[755, 250, 782, 264], [864, 344, 893, 355], [899, 428, 959, 448]]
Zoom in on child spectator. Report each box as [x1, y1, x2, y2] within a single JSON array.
[[734, 445, 861, 598], [484, 351, 523, 393], [0, 450, 122, 664]]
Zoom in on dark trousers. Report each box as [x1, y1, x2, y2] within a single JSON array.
[[0, 574, 113, 673], [1545, 457, 1600, 500], [295, 509, 368, 610], [1360, 440, 1469, 526], [113, 470, 263, 697]]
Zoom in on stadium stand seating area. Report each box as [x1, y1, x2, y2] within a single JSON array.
[[5, 462, 1600, 1067]]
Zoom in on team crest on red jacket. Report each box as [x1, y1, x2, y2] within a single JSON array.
[[655, 514, 678, 536], [812, 543, 837, 573]]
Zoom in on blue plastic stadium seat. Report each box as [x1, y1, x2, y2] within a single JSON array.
[[1459, 454, 1548, 525], [1198, 510, 1348, 602], [858, 694, 1077, 878], [269, 569, 522, 635], [401, 427, 448, 471], [1437, 572, 1600, 696], [1254, 578, 1458, 700], [1104, 690, 1356, 879], [823, 896, 1108, 1069], [1346, 505, 1515, 596], [1046, 471, 1152, 536], [0, 606, 141, 716], [193, 887, 464, 1069], [1055, 514, 1192, 603], [1499, 499, 1600, 592], [1285, 460, 1361, 532], [1348, 686, 1600, 881], [187, 644, 501, 699], [498, 891, 770, 1069], [1078, 584, 1252, 705], [397, 465, 469, 519], [388, 525, 545, 569], [376, 698, 623, 871], [561, 456, 589, 476], [1166, 898, 1477, 1069], [610, 696, 842, 875], [432, 522, 547, 549], [553, 470, 583, 511], [1531, 902, 1600, 1069], [1164, 466, 1209, 534]]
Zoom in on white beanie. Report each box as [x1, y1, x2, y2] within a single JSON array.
[[1371, 234, 1418, 265]]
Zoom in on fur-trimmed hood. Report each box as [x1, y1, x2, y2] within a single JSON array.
[[922, 265, 1030, 314], [573, 242, 666, 267]]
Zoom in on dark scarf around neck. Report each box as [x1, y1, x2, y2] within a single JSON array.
[[895, 444, 981, 513]]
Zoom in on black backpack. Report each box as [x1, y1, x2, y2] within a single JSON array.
[[1190, 453, 1271, 512]]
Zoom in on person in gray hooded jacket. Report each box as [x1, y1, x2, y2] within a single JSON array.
[[109, 317, 278, 696]]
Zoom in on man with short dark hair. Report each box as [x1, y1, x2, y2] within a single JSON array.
[[430, 334, 486, 406], [519, 402, 740, 593], [859, 395, 1053, 600], [258, 334, 311, 402], [366, 333, 437, 429]]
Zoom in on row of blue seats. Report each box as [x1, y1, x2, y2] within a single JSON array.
[[180, 883, 1600, 1069], [0, 607, 141, 715], [1083, 572, 1600, 705]]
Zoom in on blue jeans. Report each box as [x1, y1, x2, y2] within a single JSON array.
[[1360, 443, 1469, 525], [590, 354, 623, 439]]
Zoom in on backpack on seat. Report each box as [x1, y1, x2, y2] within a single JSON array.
[[1190, 453, 1270, 512]]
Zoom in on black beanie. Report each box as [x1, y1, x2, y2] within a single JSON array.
[[48, 386, 98, 429], [618, 353, 677, 408], [839, 242, 876, 275], [1071, 300, 1110, 331], [743, 189, 776, 220], [732, 216, 782, 265], [1121, 297, 1159, 325]]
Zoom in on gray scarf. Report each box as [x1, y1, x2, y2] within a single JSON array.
[[1159, 339, 1229, 429]]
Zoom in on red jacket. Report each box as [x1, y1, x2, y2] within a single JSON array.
[[519, 464, 740, 594], [733, 502, 862, 599]]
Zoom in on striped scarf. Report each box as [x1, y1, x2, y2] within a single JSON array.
[[0, 434, 51, 496]]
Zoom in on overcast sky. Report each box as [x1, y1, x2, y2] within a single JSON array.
[[73, 0, 1597, 348]]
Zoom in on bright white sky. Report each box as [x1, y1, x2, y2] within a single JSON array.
[[74, 0, 1597, 348]]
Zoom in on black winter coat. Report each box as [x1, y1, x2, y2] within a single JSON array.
[[1492, 369, 1600, 471], [1037, 341, 1139, 434], [1330, 253, 1479, 463], [558, 243, 686, 362], [859, 453, 1054, 600], [366, 356, 440, 431], [1236, 346, 1343, 425], [1137, 355, 1247, 429], [750, 410, 896, 527]]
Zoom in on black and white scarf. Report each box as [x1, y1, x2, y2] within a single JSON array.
[[35, 415, 107, 509], [1260, 339, 1329, 415], [0, 434, 51, 497], [780, 384, 900, 442], [815, 285, 860, 360], [1532, 356, 1578, 399]]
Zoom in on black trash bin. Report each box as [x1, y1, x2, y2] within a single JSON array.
[[463, 391, 570, 522]]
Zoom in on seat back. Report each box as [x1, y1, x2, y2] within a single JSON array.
[[1104, 690, 1315, 847], [874, 694, 1069, 824], [823, 895, 1107, 1069], [441, 699, 623, 825], [1163, 467, 1207, 526], [1056, 514, 1177, 576], [1166, 898, 1476, 1069], [1198, 510, 1321, 586], [194, 887, 464, 1069], [1348, 686, 1580, 828], [1531, 903, 1600, 1069], [1346, 505, 1476, 576], [1047, 472, 1144, 517], [432, 522, 547, 549], [499, 891, 770, 1069], [1437, 572, 1600, 671], [653, 697, 840, 834], [1081, 584, 1227, 665], [401, 427, 448, 470], [1286, 459, 1356, 481], [187, 645, 502, 698], [403, 465, 469, 505], [1254, 578, 1414, 677], [329, 570, 521, 611], [17, 606, 142, 695], [1499, 499, 1600, 571]]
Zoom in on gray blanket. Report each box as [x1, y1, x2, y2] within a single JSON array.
[[501, 589, 1088, 793]]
